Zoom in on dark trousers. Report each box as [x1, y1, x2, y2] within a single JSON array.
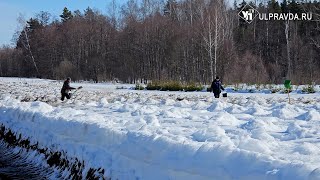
[[214, 93, 220, 98], [61, 93, 71, 101], [213, 90, 221, 98]]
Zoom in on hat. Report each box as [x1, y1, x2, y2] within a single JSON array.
[[216, 76, 220, 79], [67, 77, 71, 81]]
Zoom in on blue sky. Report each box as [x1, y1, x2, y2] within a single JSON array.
[[0, 0, 126, 46]]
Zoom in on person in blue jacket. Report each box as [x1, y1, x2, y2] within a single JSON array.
[[210, 76, 224, 98]]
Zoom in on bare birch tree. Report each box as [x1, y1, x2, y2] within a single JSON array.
[[17, 14, 40, 76], [285, 20, 292, 79], [200, 0, 228, 82]]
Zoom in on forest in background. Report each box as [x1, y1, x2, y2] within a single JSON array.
[[0, 0, 319, 85]]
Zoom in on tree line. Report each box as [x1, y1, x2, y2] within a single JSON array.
[[0, 0, 319, 84]]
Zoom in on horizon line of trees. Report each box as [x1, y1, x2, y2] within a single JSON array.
[[0, 0, 319, 85]]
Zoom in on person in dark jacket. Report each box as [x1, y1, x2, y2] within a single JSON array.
[[60, 77, 81, 101], [211, 76, 224, 98]]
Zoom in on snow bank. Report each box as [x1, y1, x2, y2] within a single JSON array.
[[0, 78, 320, 179], [0, 96, 318, 180]]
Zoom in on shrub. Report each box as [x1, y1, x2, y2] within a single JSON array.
[[145, 81, 203, 92], [184, 83, 204, 92], [271, 88, 281, 93], [302, 85, 315, 93], [135, 84, 144, 90], [282, 89, 292, 93], [267, 84, 274, 90], [146, 82, 161, 90], [255, 83, 262, 90], [262, 84, 268, 89], [161, 81, 183, 91], [234, 83, 239, 91]]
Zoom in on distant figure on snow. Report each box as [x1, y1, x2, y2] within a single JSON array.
[[211, 76, 224, 98], [60, 77, 82, 101]]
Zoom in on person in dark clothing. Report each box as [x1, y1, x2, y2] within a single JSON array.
[[60, 77, 82, 101], [211, 76, 224, 98]]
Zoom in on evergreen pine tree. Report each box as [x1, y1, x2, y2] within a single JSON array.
[[60, 7, 73, 22]]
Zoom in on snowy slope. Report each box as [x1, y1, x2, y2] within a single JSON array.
[[0, 77, 320, 180]]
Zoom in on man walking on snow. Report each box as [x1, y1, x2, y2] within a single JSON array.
[[211, 76, 224, 98], [60, 77, 82, 101]]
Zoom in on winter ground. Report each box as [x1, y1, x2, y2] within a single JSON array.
[[0, 77, 320, 180]]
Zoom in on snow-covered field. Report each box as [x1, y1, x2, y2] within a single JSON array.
[[0, 77, 320, 180]]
